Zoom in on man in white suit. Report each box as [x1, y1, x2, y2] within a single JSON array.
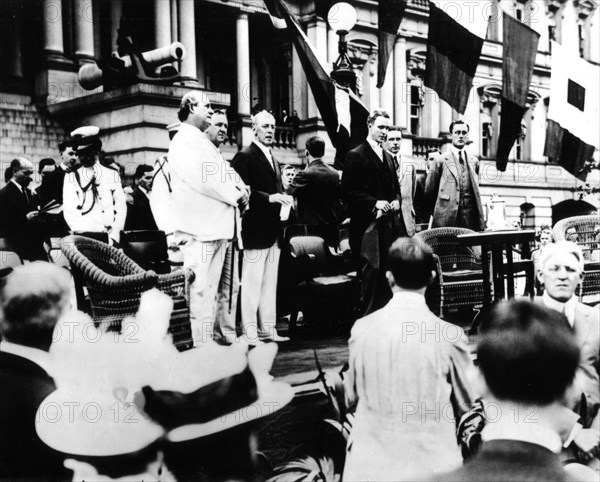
[[537, 241, 600, 465], [167, 92, 249, 346], [344, 237, 475, 481], [383, 125, 417, 237], [425, 120, 485, 231]]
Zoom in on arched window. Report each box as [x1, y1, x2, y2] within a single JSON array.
[[520, 202, 536, 229]]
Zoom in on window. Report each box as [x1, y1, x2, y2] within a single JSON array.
[[410, 84, 422, 136]]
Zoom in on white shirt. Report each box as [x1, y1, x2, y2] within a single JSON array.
[[253, 140, 274, 169], [367, 137, 383, 161], [542, 292, 578, 328], [450, 145, 468, 163], [482, 415, 562, 453], [0, 341, 53, 376]]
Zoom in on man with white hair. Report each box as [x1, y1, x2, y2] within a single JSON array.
[[167, 92, 249, 346], [231, 110, 292, 343], [537, 241, 600, 465]]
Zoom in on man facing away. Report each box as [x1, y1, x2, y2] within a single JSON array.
[[537, 241, 600, 466], [0, 263, 73, 480], [204, 109, 249, 345], [287, 135, 340, 247], [433, 300, 582, 481], [425, 120, 485, 231], [167, 93, 249, 346], [343, 237, 475, 481], [231, 110, 291, 343], [125, 164, 158, 231]]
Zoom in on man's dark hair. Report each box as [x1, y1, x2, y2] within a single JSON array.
[[305, 136, 325, 158], [449, 120, 469, 133], [58, 140, 73, 153], [135, 164, 154, 179], [367, 108, 390, 126], [477, 300, 579, 406], [388, 125, 402, 134], [10, 158, 23, 175], [387, 237, 435, 290], [39, 158, 56, 174]]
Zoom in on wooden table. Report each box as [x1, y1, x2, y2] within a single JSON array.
[[457, 230, 536, 304]]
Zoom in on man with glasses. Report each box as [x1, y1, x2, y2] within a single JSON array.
[[341, 108, 403, 315], [425, 120, 485, 231]]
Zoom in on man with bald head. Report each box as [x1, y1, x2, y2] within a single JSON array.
[[167, 93, 249, 346], [231, 110, 291, 343], [0, 157, 46, 260]]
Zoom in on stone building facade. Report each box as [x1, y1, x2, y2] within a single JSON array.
[[1, 0, 598, 226]]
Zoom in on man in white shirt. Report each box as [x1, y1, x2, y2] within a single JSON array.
[[63, 126, 127, 244], [168, 93, 249, 346], [538, 241, 600, 465], [425, 120, 485, 231]]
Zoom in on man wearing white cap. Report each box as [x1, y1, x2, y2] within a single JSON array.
[[62, 126, 127, 244], [166, 92, 249, 346]]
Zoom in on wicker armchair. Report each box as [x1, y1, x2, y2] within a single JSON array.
[[60, 235, 194, 351], [415, 227, 488, 318], [552, 214, 600, 300]]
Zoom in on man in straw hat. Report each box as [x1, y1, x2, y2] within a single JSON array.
[[62, 126, 127, 244]]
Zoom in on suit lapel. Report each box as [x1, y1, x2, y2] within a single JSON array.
[[447, 152, 460, 183], [251, 142, 283, 193], [574, 304, 592, 349], [363, 142, 385, 173]]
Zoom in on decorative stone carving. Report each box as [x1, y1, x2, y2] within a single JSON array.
[[547, 0, 569, 16], [574, 0, 599, 20], [407, 51, 426, 80]]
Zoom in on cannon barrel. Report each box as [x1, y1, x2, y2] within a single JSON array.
[[78, 42, 186, 90]]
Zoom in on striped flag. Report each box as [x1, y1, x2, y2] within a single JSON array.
[[377, 0, 406, 88], [424, 1, 487, 115], [263, 0, 369, 169], [496, 12, 540, 170], [544, 41, 599, 181]]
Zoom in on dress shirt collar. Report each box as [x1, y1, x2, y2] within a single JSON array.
[[10, 179, 25, 193], [450, 145, 467, 162], [482, 414, 562, 453], [389, 290, 428, 307], [0, 341, 53, 375], [542, 292, 578, 328], [366, 137, 383, 160], [139, 185, 150, 197], [253, 140, 273, 163]]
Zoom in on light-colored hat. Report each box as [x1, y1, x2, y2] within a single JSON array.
[[71, 125, 102, 152]]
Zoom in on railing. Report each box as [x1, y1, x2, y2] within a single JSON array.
[[274, 126, 297, 149], [408, 0, 429, 10], [412, 136, 445, 158]]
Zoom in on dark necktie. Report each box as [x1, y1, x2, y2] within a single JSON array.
[[270, 151, 283, 193], [459, 150, 465, 164], [22, 187, 30, 207]]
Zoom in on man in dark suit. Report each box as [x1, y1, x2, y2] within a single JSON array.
[[231, 110, 291, 343], [0, 263, 73, 480], [287, 135, 340, 247], [433, 300, 581, 481], [341, 108, 403, 314], [537, 241, 600, 466], [125, 164, 159, 231], [425, 120, 485, 231], [0, 157, 46, 260]]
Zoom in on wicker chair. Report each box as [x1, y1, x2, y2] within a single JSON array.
[[60, 235, 194, 351], [552, 214, 600, 300], [414, 227, 488, 318]]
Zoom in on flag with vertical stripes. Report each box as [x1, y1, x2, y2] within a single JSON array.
[[496, 12, 540, 170], [377, 0, 406, 88], [263, 0, 369, 169], [424, 1, 487, 114], [544, 41, 599, 181]]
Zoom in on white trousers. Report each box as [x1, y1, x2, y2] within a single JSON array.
[[181, 238, 229, 345], [214, 242, 239, 344], [241, 244, 281, 343]]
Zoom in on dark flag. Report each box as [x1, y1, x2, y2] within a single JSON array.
[[424, 1, 487, 114], [377, 0, 406, 88], [496, 12, 539, 170], [264, 0, 369, 169], [544, 41, 599, 181]]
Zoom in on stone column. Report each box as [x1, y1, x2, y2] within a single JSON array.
[[110, 0, 122, 51], [43, 0, 66, 61], [439, 99, 452, 137], [154, 0, 171, 48], [237, 12, 251, 116], [379, 58, 394, 119], [73, 0, 95, 63], [306, 19, 327, 119], [394, 37, 407, 130], [328, 26, 338, 64], [177, 0, 197, 80]]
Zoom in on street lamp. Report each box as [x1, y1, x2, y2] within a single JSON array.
[[327, 2, 357, 92]]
